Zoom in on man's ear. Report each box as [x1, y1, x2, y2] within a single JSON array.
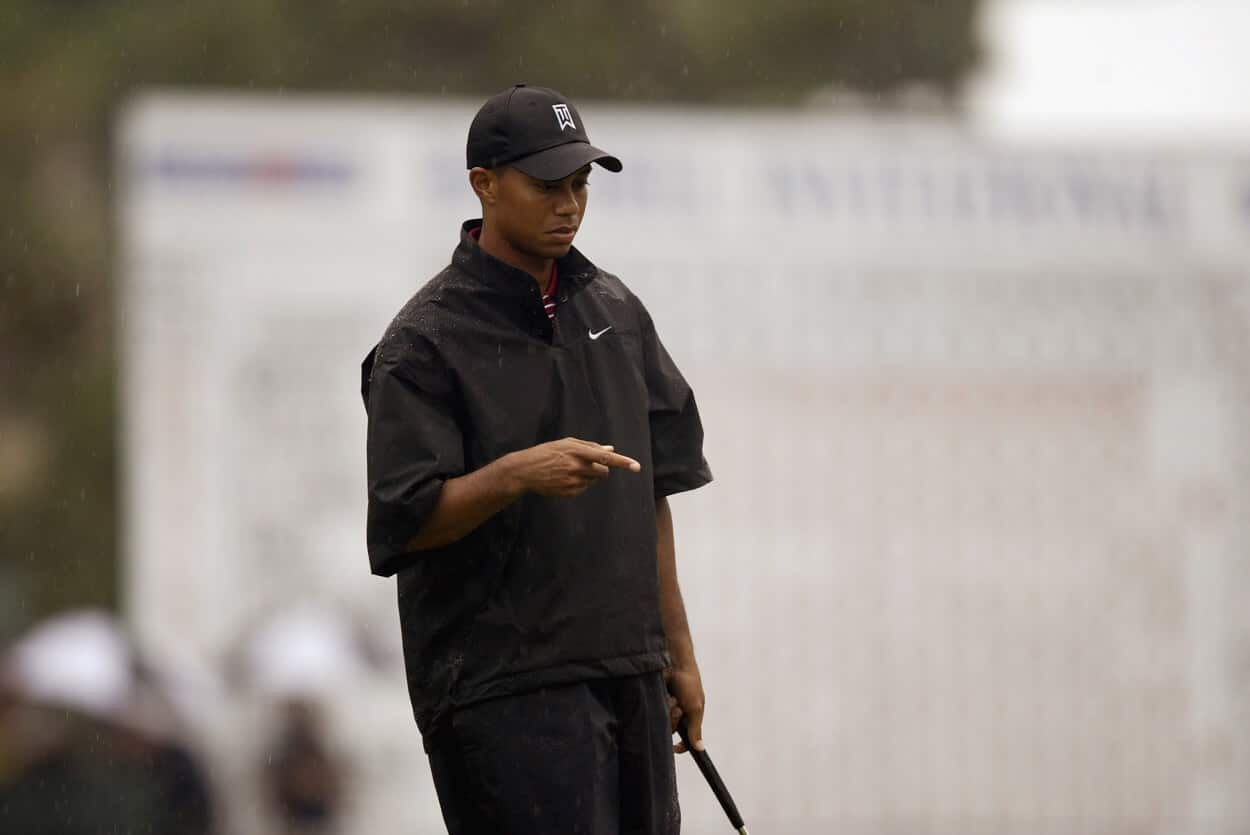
[[469, 166, 498, 206]]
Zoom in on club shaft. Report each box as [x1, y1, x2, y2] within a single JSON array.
[[677, 717, 746, 830]]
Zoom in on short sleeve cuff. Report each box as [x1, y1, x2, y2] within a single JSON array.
[[653, 459, 713, 498], [366, 476, 446, 576]]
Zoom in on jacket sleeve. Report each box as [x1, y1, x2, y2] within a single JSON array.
[[361, 333, 464, 576], [636, 299, 713, 497]]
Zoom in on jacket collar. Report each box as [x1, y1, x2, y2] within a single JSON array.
[[451, 219, 598, 299]]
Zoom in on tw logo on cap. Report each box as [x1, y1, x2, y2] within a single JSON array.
[[552, 104, 576, 131]]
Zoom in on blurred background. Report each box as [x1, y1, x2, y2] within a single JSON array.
[[3, 1, 1250, 833]]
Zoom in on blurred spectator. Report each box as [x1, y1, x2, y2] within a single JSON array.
[[234, 605, 373, 835], [262, 698, 344, 835], [232, 604, 382, 697], [0, 610, 217, 835]]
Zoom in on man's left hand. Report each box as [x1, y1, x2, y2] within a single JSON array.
[[665, 666, 705, 754]]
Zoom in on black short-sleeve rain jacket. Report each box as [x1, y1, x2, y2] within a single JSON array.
[[362, 219, 712, 743]]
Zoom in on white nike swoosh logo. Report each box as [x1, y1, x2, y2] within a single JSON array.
[[588, 326, 613, 340]]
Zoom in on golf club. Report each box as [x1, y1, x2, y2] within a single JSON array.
[[676, 715, 749, 835]]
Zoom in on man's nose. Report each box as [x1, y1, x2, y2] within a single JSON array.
[[553, 187, 579, 215]]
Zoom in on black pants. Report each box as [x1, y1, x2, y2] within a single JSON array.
[[426, 672, 680, 835]]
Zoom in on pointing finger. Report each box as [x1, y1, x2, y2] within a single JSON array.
[[590, 449, 640, 471], [603, 452, 641, 472], [568, 445, 641, 473]]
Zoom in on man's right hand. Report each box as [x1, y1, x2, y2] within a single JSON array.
[[506, 437, 641, 497]]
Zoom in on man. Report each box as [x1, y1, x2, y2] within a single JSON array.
[[362, 84, 712, 834]]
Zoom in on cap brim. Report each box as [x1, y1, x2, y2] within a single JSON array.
[[509, 142, 622, 181]]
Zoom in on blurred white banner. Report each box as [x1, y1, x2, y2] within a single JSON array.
[[119, 93, 1250, 835]]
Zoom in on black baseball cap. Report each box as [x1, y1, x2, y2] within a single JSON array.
[[466, 84, 622, 181]]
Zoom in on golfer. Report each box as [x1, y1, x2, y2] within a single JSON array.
[[362, 83, 713, 834]]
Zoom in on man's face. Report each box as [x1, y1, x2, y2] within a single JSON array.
[[490, 164, 591, 260]]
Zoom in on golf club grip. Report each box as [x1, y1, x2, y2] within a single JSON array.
[[676, 716, 745, 830]]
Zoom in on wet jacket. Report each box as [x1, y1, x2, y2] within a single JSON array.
[[362, 219, 712, 742]]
